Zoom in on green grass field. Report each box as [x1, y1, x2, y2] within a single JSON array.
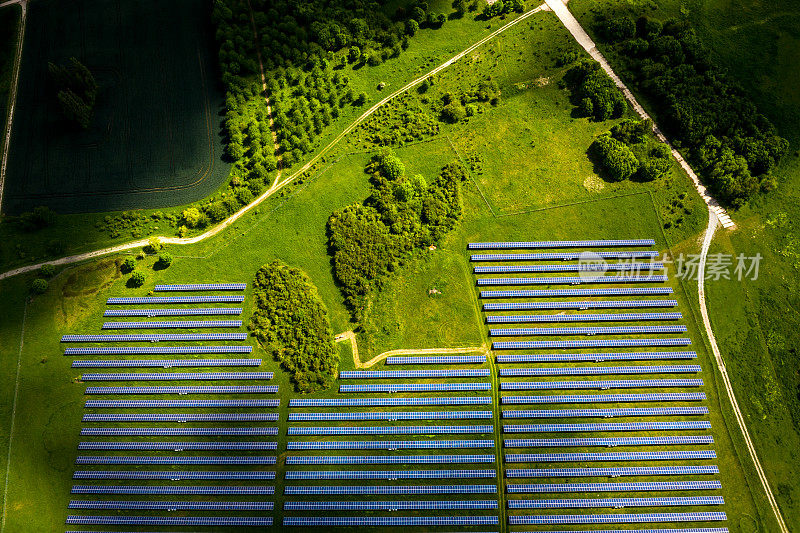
[[0, 4, 21, 156]]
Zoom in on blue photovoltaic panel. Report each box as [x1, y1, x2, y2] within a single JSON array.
[[107, 296, 245, 304], [477, 275, 668, 286], [84, 385, 278, 394], [489, 326, 687, 336], [481, 288, 673, 298], [61, 333, 247, 342], [501, 393, 707, 404], [506, 481, 723, 493], [284, 469, 496, 480], [286, 425, 493, 436], [75, 455, 277, 465], [500, 379, 703, 390], [507, 496, 724, 508], [468, 240, 656, 249], [80, 427, 279, 436], [500, 529, 729, 533], [71, 485, 275, 495], [82, 413, 279, 422], [78, 442, 277, 450], [283, 500, 498, 510], [285, 455, 495, 465], [288, 411, 492, 421], [66, 516, 271, 526], [84, 399, 279, 408], [503, 421, 712, 433], [487, 313, 682, 323], [506, 466, 720, 478], [154, 283, 247, 291], [496, 352, 697, 363], [504, 451, 717, 462], [102, 320, 243, 329], [501, 407, 710, 418], [499, 366, 701, 376], [104, 308, 243, 317], [471, 252, 659, 261], [475, 263, 663, 274], [508, 512, 727, 525], [73, 359, 260, 368], [284, 485, 497, 495], [340, 383, 491, 393], [69, 500, 274, 510], [494, 339, 693, 349], [485, 300, 678, 311], [282, 517, 499, 526], [384, 356, 487, 365], [64, 346, 252, 355], [287, 440, 494, 450], [289, 397, 492, 407], [504, 436, 714, 448], [80, 372, 273, 381], [73, 470, 277, 480], [339, 369, 490, 378]]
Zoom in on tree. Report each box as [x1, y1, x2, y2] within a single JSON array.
[[121, 257, 136, 273], [354, 92, 368, 106], [602, 15, 636, 41], [453, 0, 466, 17], [348, 45, 361, 62], [406, 18, 419, 36], [31, 278, 48, 294], [157, 252, 173, 268], [182, 207, 203, 228], [441, 101, 466, 123], [39, 264, 56, 278], [129, 271, 146, 288], [19, 206, 56, 232], [145, 237, 162, 254], [376, 150, 405, 179], [593, 134, 639, 181]]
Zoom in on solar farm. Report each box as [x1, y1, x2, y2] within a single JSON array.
[[43, 239, 746, 532]]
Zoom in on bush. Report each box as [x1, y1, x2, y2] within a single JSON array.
[[129, 271, 146, 288], [30, 278, 48, 294], [592, 134, 639, 181], [567, 60, 626, 121], [121, 258, 136, 273], [39, 264, 56, 278], [144, 237, 162, 254], [157, 252, 173, 268], [182, 207, 203, 228], [441, 101, 467, 123], [19, 206, 56, 232]]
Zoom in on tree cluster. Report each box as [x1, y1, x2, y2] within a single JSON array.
[[566, 59, 626, 122], [482, 0, 524, 19], [598, 14, 789, 206], [48, 57, 97, 129], [248, 261, 338, 393], [592, 119, 672, 182], [327, 150, 465, 319]]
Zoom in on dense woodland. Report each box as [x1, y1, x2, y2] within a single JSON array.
[[248, 261, 338, 392], [595, 14, 788, 207], [592, 118, 672, 182], [328, 150, 465, 320]]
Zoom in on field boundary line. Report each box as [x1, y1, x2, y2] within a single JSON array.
[[0, 0, 26, 214], [0, 297, 27, 533]]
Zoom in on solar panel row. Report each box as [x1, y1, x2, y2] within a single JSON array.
[[78, 442, 278, 450], [85, 399, 279, 408], [73, 471, 277, 480], [107, 296, 245, 304], [283, 500, 498, 510], [284, 454, 495, 465], [499, 379, 703, 390], [475, 263, 663, 274], [507, 496, 724, 508], [71, 485, 275, 494], [103, 308, 243, 316], [282, 517, 499, 526], [481, 288, 673, 298], [153, 283, 246, 291], [69, 500, 273, 510], [484, 300, 678, 311], [61, 333, 248, 342], [506, 466, 720, 478], [287, 425, 494, 436], [467, 239, 656, 249], [489, 325, 687, 336], [500, 393, 707, 404], [501, 407, 710, 418], [101, 320, 243, 329], [506, 481, 723, 493], [80, 371, 274, 381], [487, 313, 682, 323], [82, 413, 279, 422], [75, 455, 277, 465], [471, 252, 659, 261], [495, 352, 697, 363], [80, 427, 279, 436], [286, 440, 494, 450], [384, 355, 487, 365], [340, 383, 491, 393], [507, 512, 727, 524], [499, 365, 701, 376], [503, 421, 712, 432], [503, 451, 717, 462], [339, 369, 490, 378], [288, 411, 492, 421], [477, 275, 668, 286], [84, 385, 279, 394], [493, 339, 692, 349], [284, 469, 496, 480], [289, 397, 492, 407], [66, 516, 271, 526], [504, 436, 714, 448], [72, 358, 260, 368], [65, 346, 252, 355], [283, 485, 497, 495]]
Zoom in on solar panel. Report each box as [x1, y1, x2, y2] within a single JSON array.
[[61, 333, 248, 342], [506, 466, 720, 478], [475, 263, 663, 274], [66, 516, 271, 526], [384, 356, 487, 364], [82, 413, 279, 422], [477, 275, 668, 286], [65, 346, 252, 355], [283, 485, 497, 495], [84, 385, 278, 394], [289, 397, 492, 407], [73, 470, 277, 480], [481, 288, 673, 298], [153, 283, 247, 291], [501, 407, 709, 418], [499, 366, 701, 377], [504, 451, 717, 462], [471, 252, 659, 261], [73, 359, 260, 368], [101, 320, 243, 329], [80, 427, 279, 436], [485, 300, 678, 311], [496, 352, 697, 363], [84, 399, 279, 408], [339, 369, 490, 378], [288, 411, 492, 421], [282, 517, 499, 526], [488, 313, 682, 324], [80, 371, 273, 381], [468, 240, 657, 249], [489, 326, 687, 336], [504, 436, 714, 448], [283, 500, 498, 510], [508, 512, 727, 524], [287, 440, 494, 450], [284, 469, 496, 480], [69, 500, 274, 510], [503, 530, 729, 533], [104, 307, 243, 316], [340, 383, 491, 393], [287, 425, 493, 436], [508, 496, 724, 508], [285, 454, 496, 464], [75, 455, 277, 465], [499, 379, 704, 390], [107, 296, 245, 304], [503, 421, 712, 432], [71, 485, 275, 495], [494, 339, 692, 349], [506, 481, 723, 493], [501, 393, 707, 404], [78, 441, 277, 450]]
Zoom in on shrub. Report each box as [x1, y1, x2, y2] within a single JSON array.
[[592, 134, 639, 181], [441, 101, 467, 123], [182, 207, 203, 228], [31, 278, 48, 294], [121, 258, 136, 273], [157, 252, 173, 268], [129, 271, 146, 288], [39, 264, 56, 278], [144, 237, 162, 254]]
